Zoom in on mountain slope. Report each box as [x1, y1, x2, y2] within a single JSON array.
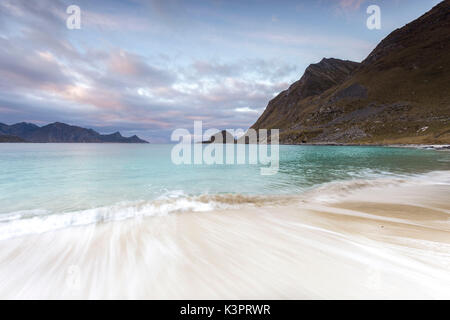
[[202, 130, 236, 143], [0, 134, 26, 142], [0, 122, 40, 141], [0, 122, 148, 143], [251, 0, 450, 144], [252, 58, 360, 131]]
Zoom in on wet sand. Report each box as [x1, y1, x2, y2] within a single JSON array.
[[0, 178, 449, 299]]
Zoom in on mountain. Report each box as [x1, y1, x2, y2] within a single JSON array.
[[202, 130, 236, 143], [0, 122, 40, 141], [0, 134, 26, 142], [0, 122, 148, 143], [251, 0, 450, 144], [252, 58, 360, 133]]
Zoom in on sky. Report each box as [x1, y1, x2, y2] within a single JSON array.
[[0, 0, 442, 142]]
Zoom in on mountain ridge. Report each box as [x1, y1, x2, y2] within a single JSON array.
[[0, 122, 148, 143], [251, 0, 450, 145]]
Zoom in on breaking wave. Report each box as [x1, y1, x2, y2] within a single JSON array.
[[1, 171, 449, 240], [0, 192, 292, 240]]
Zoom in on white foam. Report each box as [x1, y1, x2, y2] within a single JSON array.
[[304, 170, 450, 203], [0, 196, 228, 240], [1, 170, 450, 241]]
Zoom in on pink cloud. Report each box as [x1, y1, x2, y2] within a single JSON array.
[[108, 50, 141, 76], [82, 11, 152, 31], [338, 0, 366, 10]]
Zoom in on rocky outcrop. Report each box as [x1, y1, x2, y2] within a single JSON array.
[[202, 130, 235, 143], [333, 83, 368, 102], [0, 122, 148, 143], [251, 0, 450, 145]]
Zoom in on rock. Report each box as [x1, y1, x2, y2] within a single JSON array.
[[202, 130, 235, 144], [333, 83, 368, 101]]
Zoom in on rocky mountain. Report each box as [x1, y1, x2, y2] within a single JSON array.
[[0, 122, 40, 140], [252, 58, 360, 133], [202, 130, 236, 143], [251, 0, 450, 144], [0, 122, 148, 143]]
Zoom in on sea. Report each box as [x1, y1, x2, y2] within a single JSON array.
[[0, 143, 449, 240]]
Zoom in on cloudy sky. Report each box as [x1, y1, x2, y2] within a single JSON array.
[[0, 0, 441, 142]]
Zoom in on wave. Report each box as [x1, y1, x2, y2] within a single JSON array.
[[302, 170, 450, 203], [0, 192, 290, 240], [1, 170, 449, 240]]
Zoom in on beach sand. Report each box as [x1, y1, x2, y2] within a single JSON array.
[[0, 176, 449, 299]]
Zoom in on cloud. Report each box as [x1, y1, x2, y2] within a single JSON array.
[[82, 10, 153, 31], [330, 0, 369, 17], [245, 30, 372, 57], [107, 49, 176, 86], [0, 0, 397, 142], [234, 107, 259, 114], [338, 0, 366, 10], [0, 0, 303, 142], [0, 0, 67, 34], [0, 37, 72, 91]]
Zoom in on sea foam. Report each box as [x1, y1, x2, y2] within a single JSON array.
[[1, 170, 449, 240]]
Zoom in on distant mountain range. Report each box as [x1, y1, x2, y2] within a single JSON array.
[[251, 0, 450, 144], [0, 122, 148, 143]]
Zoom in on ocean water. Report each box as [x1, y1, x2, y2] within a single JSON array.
[[0, 143, 449, 239]]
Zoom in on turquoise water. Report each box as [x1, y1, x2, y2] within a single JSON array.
[[1, 144, 449, 216]]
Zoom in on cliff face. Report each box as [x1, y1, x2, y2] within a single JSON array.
[[252, 58, 360, 131], [251, 0, 450, 144], [0, 122, 148, 143]]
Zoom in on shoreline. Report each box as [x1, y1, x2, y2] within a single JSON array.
[[387, 144, 450, 151], [282, 142, 450, 151], [0, 172, 449, 299]]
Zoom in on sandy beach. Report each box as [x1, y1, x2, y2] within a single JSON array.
[[0, 172, 449, 299]]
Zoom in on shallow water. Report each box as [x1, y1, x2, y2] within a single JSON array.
[[0, 175, 449, 299], [1, 144, 450, 298], [0, 144, 449, 239]]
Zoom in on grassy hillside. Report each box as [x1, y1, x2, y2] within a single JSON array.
[[252, 0, 450, 145]]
